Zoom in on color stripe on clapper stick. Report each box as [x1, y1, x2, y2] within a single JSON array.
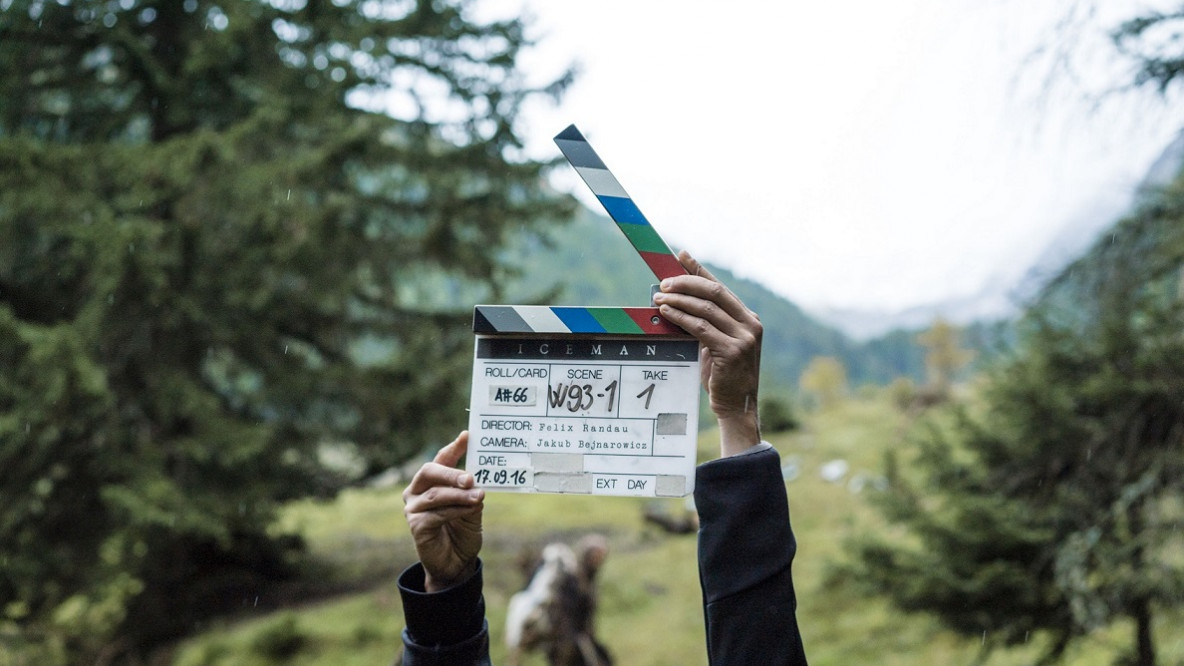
[[553, 125, 689, 281], [474, 305, 684, 335]]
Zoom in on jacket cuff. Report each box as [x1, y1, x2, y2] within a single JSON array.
[[398, 560, 486, 648], [695, 446, 796, 603]]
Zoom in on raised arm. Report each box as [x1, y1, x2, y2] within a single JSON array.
[[398, 432, 492, 665], [402, 432, 484, 591], [654, 251, 808, 665]]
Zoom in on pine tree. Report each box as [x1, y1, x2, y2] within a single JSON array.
[[848, 174, 1184, 665], [0, 0, 573, 660]]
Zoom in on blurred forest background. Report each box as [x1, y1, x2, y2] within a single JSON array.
[[1, 1, 1182, 665]]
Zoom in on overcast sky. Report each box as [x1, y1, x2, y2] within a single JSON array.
[[468, 0, 1182, 314]]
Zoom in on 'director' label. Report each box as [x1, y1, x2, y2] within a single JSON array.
[[466, 336, 701, 497]]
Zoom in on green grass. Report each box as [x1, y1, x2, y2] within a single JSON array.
[[174, 394, 1184, 666]]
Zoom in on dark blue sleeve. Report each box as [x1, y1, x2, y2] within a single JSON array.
[[398, 560, 492, 666], [695, 446, 808, 665]]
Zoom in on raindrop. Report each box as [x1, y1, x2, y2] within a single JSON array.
[[25, 422, 30, 434], [287, 189, 291, 201], [284, 345, 289, 354]]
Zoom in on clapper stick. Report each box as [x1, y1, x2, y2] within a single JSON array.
[[553, 125, 690, 282], [473, 125, 695, 336]]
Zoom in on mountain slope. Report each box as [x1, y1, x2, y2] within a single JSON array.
[[503, 207, 952, 388]]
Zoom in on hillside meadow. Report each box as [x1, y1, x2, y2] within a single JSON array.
[[172, 394, 1183, 666]]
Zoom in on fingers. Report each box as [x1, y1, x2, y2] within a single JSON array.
[[404, 490, 484, 523], [655, 294, 748, 345], [656, 254, 758, 335], [657, 279, 756, 329], [403, 464, 484, 516], [405, 431, 474, 498], [654, 287, 761, 352], [405, 460, 473, 497]]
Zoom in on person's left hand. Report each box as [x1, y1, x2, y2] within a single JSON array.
[[402, 431, 485, 592]]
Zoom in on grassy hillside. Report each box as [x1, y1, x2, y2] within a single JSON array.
[[171, 393, 1182, 665]]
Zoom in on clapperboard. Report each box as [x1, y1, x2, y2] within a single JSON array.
[[466, 126, 701, 497]]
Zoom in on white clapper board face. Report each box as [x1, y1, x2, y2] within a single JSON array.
[[465, 124, 702, 497], [467, 323, 701, 497]]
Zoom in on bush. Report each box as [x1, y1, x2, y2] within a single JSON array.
[[251, 614, 307, 661], [759, 396, 799, 433], [887, 377, 916, 412]]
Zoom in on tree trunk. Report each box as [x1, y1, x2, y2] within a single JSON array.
[[1133, 597, 1156, 666]]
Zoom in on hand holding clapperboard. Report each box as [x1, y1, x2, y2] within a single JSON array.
[[466, 125, 706, 497]]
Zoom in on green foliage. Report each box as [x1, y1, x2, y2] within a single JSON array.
[[759, 394, 799, 433], [848, 172, 1184, 665], [251, 614, 308, 661], [0, 0, 572, 661]]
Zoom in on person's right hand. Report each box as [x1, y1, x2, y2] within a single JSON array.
[[652, 250, 764, 457], [402, 431, 485, 592]]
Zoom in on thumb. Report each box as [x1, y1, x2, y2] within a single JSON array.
[[434, 431, 470, 469]]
